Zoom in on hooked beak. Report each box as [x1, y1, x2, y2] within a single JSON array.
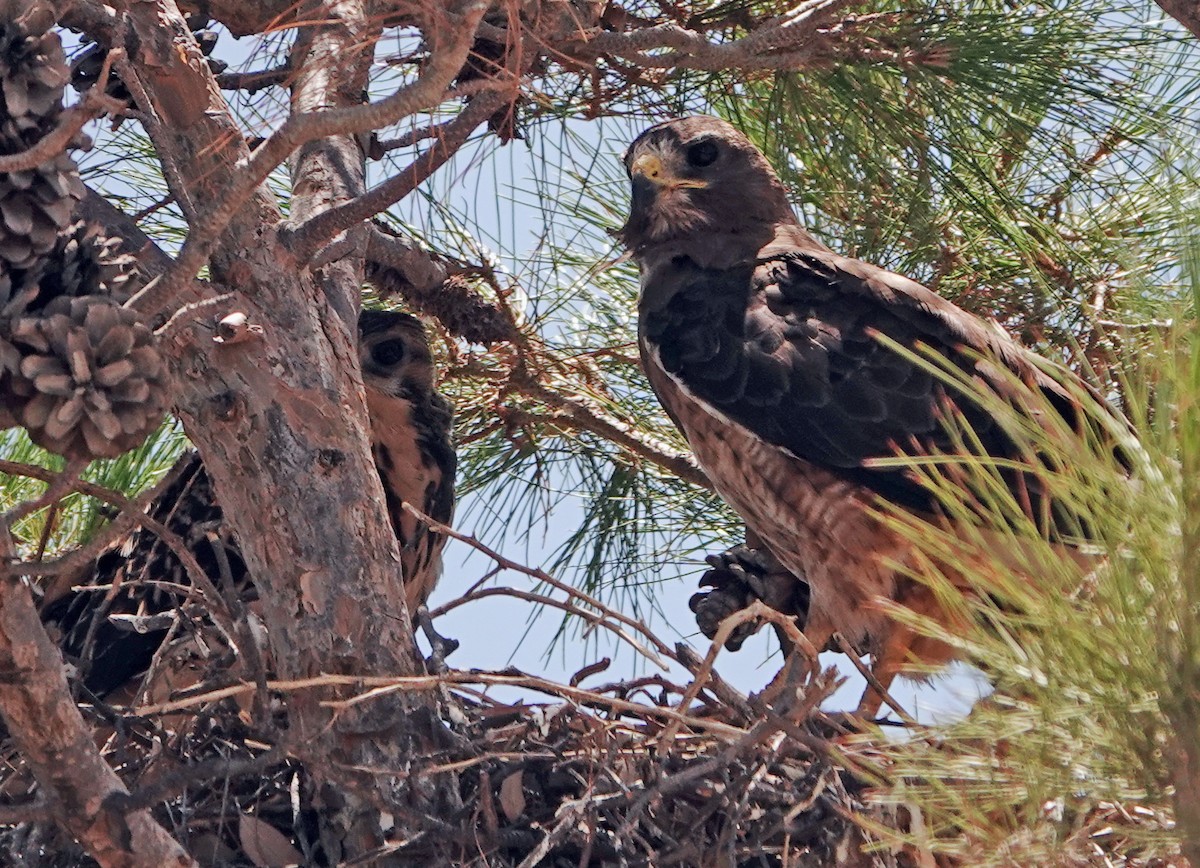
[[614, 152, 708, 250], [629, 154, 707, 192]]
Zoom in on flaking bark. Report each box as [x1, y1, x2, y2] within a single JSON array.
[[109, 2, 434, 852]]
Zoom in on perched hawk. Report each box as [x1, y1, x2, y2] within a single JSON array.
[[359, 309, 457, 613], [44, 309, 456, 697], [617, 116, 1124, 715]]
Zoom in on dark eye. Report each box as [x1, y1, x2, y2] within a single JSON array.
[[686, 139, 719, 168], [370, 339, 406, 367]]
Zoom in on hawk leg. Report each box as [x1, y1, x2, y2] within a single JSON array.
[[855, 624, 915, 721], [689, 541, 810, 652]]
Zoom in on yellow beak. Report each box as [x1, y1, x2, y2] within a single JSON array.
[[630, 153, 707, 190]]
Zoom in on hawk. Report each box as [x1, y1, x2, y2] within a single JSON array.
[[43, 308, 456, 697], [617, 116, 1125, 716]]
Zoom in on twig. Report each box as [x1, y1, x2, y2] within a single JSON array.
[[204, 527, 270, 717], [286, 90, 507, 262], [832, 633, 918, 726], [675, 643, 755, 722], [368, 122, 446, 158], [80, 186, 175, 276], [111, 49, 200, 224], [215, 62, 292, 93], [112, 745, 287, 813], [0, 52, 125, 173], [516, 799, 586, 868], [135, 670, 748, 739], [412, 503, 677, 665], [563, 0, 855, 71], [0, 459, 234, 628], [365, 222, 449, 293], [0, 556, 196, 864], [129, 0, 492, 323], [153, 292, 236, 341], [1, 459, 88, 526], [131, 193, 176, 223], [657, 602, 799, 750], [1095, 318, 1174, 332], [502, 397, 708, 490], [365, 226, 517, 345], [432, 585, 668, 669], [414, 604, 459, 673]]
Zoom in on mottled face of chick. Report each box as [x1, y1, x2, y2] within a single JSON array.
[[355, 307, 456, 613], [357, 308, 436, 399], [615, 116, 796, 262]]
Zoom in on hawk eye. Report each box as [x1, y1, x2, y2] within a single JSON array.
[[370, 339, 406, 367], [686, 139, 719, 168]]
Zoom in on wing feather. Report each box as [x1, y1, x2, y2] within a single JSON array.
[[640, 240, 1110, 518]]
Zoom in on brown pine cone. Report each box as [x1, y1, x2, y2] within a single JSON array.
[[0, 271, 39, 428], [22, 221, 142, 308], [0, 3, 68, 142], [0, 8, 84, 271], [0, 272, 36, 362], [10, 296, 168, 459]]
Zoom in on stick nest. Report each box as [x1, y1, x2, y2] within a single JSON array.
[[0, 613, 1181, 867]]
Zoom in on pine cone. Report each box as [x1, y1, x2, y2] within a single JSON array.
[[0, 4, 68, 142], [23, 221, 142, 308], [0, 11, 84, 270], [0, 269, 40, 428], [0, 270, 33, 348], [0, 157, 82, 269], [11, 296, 168, 459]]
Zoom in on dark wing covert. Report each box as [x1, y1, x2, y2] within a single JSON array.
[[642, 249, 1094, 520]]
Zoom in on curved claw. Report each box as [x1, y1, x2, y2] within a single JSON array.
[[691, 542, 812, 652]]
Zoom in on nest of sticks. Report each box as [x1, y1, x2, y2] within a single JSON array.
[[0, 564, 1182, 867]]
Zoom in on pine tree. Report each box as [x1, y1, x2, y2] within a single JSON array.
[[0, 0, 1197, 863]]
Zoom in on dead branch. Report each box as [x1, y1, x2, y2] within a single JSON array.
[[215, 61, 293, 93], [365, 222, 449, 292], [833, 633, 918, 726], [0, 459, 229, 623], [562, 0, 856, 71], [135, 670, 748, 739], [366, 225, 519, 345], [110, 45, 203, 225], [1, 459, 87, 527], [503, 390, 709, 489], [414, 503, 678, 664], [0, 82, 124, 174], [79, 187, 175, 276], [431, 585, 669, 669], [658, 601, 817, 749]]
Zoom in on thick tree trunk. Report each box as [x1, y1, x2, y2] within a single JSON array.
[[112, 2, 432, 850]]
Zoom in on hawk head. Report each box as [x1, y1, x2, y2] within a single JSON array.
[[615, 116, 797, 264], [358, 308, 438, 399]]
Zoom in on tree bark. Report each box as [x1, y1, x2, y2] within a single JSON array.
[[287, 0, 378, 325], [112, 0, 439, 844]]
